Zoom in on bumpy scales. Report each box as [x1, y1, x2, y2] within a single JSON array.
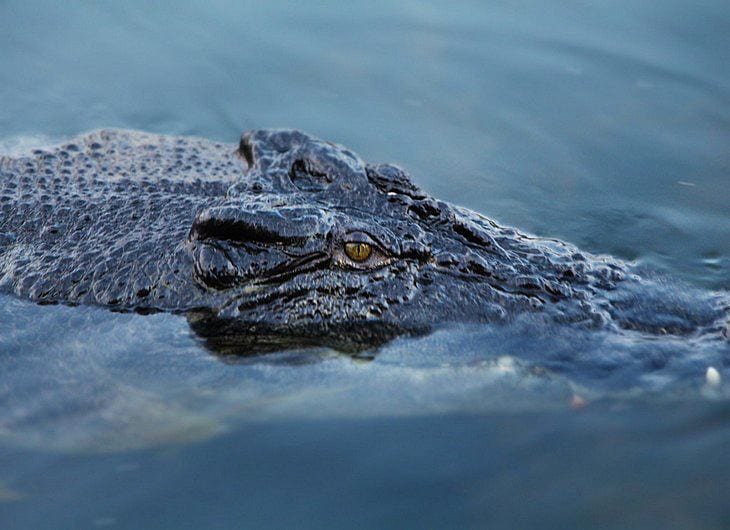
[[0, 129, 727, 351]]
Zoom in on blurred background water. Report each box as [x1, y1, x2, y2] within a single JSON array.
[[0, 1, 729, 529]]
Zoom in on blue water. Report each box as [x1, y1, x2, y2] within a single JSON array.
[[1, 1, 729, 528]]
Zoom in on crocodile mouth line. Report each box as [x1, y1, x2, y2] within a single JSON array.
[[257, 250, 331, 285], [213, 250, 332, 313]]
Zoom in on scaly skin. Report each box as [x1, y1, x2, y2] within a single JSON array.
[[0, 129, 727, 352]]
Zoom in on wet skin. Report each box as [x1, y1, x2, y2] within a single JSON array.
[[0, 129, 727, 354]]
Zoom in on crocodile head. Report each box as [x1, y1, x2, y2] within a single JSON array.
[[185, 130, 616, 353], [3, 128, 724, 356]]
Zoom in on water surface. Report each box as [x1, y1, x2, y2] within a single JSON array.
[[0, 1, 729, 528]]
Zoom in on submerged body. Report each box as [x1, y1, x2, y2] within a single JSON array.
[[0, 129, 727, 351]]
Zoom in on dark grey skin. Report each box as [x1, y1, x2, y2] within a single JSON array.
[[0, 129, 727, 354]]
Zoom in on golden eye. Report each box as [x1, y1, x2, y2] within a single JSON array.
[[344, 242, 372, 262]]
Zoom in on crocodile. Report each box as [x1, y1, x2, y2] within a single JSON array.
[[0, 129, 727, 354]]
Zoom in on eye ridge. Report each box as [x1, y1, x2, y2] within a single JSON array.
[[290, 158, 330, 180]]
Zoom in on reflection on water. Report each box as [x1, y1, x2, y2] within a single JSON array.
[[0, 293, 727, 453], [1, 0, 729, 528]]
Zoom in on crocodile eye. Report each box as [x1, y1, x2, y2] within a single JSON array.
[[338, 231, 391, 270], [344, 242, 372, 262]]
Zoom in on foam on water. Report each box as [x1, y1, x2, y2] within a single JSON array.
[[0, 135, 61, 157]]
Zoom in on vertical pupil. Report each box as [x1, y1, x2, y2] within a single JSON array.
[[345, 242, 372, 261]]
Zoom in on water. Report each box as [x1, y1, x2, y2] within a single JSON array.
[[0, 1, 729, 528]]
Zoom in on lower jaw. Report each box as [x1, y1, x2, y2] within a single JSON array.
[[185, 311, 425, 357]]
